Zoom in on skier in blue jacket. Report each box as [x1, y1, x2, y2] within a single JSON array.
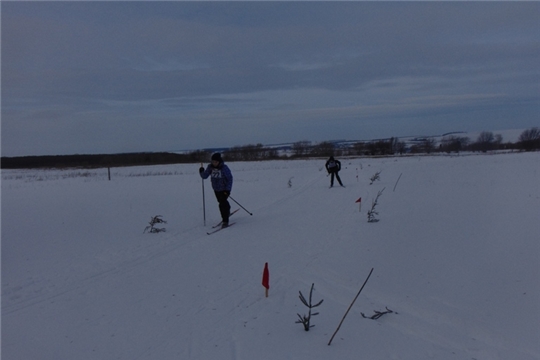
[[199, 153, 233, 227]]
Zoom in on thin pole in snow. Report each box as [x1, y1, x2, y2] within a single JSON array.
[[393, 173, 403, 192], [328, 268, 374, 346], [201, 163, 206, 226]]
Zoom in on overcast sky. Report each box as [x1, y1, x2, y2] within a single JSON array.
[[2, 1, 539, 157]]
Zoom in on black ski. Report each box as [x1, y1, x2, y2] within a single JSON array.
[[211, 209, 239, 228], [207, 222, 236, 235]]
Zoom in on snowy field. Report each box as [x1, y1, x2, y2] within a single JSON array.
[[2, 152, 539, 360]]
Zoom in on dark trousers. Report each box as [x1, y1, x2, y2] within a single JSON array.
[[214, 191, 231, 222], [330, 171, 343, 187]]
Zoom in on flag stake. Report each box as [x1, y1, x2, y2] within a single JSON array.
[[355, 197, 362, 212]]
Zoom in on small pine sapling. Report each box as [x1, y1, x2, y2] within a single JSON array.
[[369, 171, 381, 185], [367, 188, 385, 223], [296, 283, 324, 331], [144, 215, 167, 233]]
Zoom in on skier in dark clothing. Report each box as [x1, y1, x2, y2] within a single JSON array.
[[199, 153, 233, 228], [325, 156, 344, 187]]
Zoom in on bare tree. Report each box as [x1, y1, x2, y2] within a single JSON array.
[[441, 136, 470, 153], [474, 131, 496, 152], [395, 140, 408, 155], [311, 141, 335, 157], [292, 141, 312, 158], [477, 131, 494, 143], [421, 138, 437, 153], [518, 127, 540, 151], [351, 142, 366, 155]]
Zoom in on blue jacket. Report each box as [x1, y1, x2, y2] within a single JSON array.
[[200, 162, 233, 192]]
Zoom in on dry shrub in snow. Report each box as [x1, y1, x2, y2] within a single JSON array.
[[144, 215, 167, 233]]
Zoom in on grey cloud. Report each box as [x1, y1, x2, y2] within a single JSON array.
[[2, 1, 538, 156]]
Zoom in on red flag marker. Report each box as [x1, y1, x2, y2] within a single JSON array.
[[262, 262, 270, 297], [355, 197, 362, 212]]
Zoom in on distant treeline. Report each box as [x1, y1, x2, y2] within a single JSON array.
[[0, 151, 212, 169], [2, 128, 539, 169]]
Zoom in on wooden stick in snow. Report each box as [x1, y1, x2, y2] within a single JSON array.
[[328, 268, 374, 346], [393, 173, 403, 192]]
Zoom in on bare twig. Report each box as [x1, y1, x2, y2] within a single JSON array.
[[361, 307, 395, 320], [143, 215, 167, 233]]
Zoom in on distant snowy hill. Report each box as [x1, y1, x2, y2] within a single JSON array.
[[197, 129, 525, 153], [261, 128, 528, 155], [174, 129, 529, 155]]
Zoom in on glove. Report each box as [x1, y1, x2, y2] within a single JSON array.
[[199, 166, 204, 173], [223, 191, 230, 197]]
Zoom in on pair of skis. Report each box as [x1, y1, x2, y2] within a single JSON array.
[[206, 209, 239, 235]]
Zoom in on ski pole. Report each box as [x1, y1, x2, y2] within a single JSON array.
[[201, 163, 206, 226], [228, 195, 253, 216]]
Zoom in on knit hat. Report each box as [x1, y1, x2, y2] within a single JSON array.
[[211, 153, 222, 162]]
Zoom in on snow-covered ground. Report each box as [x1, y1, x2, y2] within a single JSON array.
[[2, 152, 539, 360]]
